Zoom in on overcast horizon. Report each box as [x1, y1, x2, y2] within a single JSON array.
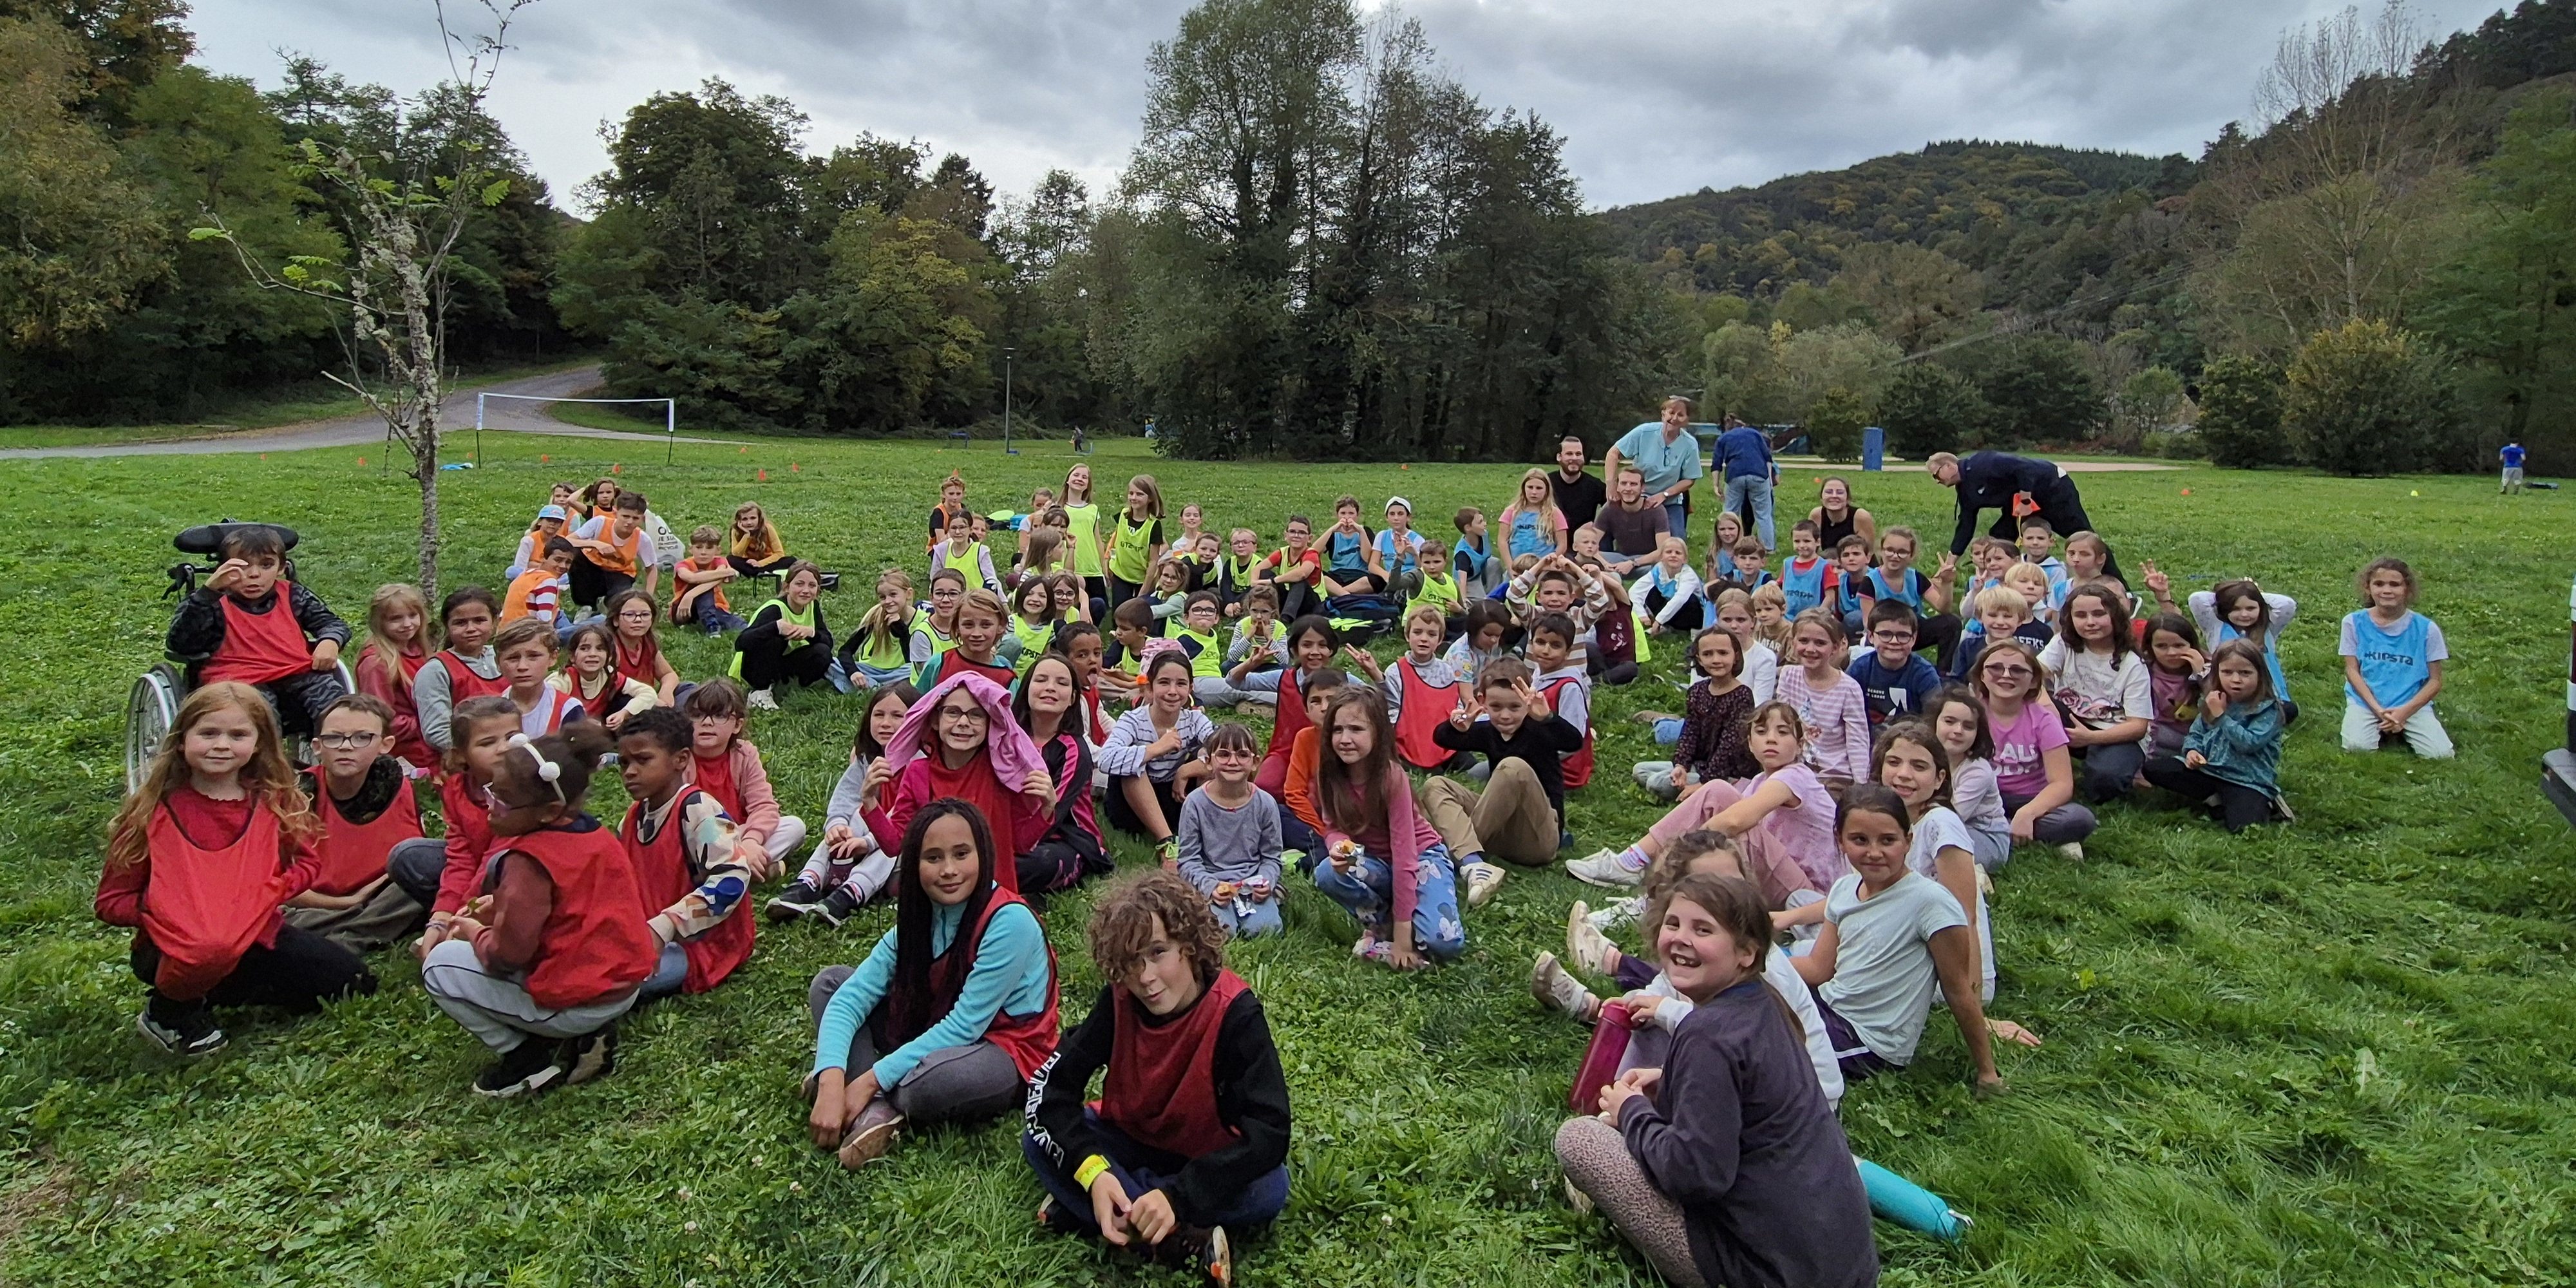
[[187, 0, 2503, 214]]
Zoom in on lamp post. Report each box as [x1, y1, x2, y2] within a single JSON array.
[[1003, 346, 1017, 456]]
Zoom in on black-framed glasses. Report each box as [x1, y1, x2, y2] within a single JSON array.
[[314, 733, 378, 750]]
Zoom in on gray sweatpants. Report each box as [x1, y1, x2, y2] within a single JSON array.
[[281, 836, 445, 952], [421, 938, 638, 1052], [806, 965, 1023, 1126]]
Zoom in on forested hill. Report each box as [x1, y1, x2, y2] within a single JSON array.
[[1596, 140, 2199, 307]]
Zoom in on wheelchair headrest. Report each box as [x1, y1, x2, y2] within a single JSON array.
[[174, 522, 301, 557]]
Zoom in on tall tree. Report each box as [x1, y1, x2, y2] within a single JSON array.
[[2420, 90, 2576, 456], [0, 14, 163, 346]]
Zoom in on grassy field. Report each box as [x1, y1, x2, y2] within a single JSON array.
[[1, 435, 2571, 1287], [0, 358, 602, 451]]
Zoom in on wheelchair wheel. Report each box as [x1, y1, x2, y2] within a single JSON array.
[[126, 665, 184, 794]]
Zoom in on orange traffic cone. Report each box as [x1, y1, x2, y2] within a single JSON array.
[[758, 468, 768, 482], [611, 462, 621, 474]]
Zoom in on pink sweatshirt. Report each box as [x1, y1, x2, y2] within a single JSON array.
[[1323, 765, 1443, 927]]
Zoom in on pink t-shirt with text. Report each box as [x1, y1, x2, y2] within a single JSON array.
[[1988, 700, 2072, 799]]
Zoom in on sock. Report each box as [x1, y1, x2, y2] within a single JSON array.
[[1616, 845, 1649, 873]]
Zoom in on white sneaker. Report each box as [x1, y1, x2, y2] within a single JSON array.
[[746, 688, 780, 712], [1566, 906, 1619, 977], [2056, 841, 2085, 861], [1530, 952, 1597, 1023], [1463, 862, 1506, 907], [1566, 848, 1644, 889], [1587, 896, 1641, 933]]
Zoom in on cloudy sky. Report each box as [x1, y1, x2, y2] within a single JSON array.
[[186, 0, 2503, 212]]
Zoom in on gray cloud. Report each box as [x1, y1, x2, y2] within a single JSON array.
[[185, 0, 2502, 213]]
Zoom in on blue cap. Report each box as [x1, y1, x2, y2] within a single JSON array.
[[537, 504, 567, 520]]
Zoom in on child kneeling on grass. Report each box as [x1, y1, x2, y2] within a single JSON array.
[[807, 800, 1060, 1168], [282, 694, 446, 952], [420, 723, 656, 1097], [616, 708, 758, 998], [1553, 869, 1877, 1288], [2338, 557, 2452, 758], [1024, 869, 1291, 1283], [100, 683, 377, 1056]]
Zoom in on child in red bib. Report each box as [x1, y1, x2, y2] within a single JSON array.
[[806, 800, 1059, 1169], [97, 683, 374, 1056], [681, 678, 805, 869], [281, 694, 446, 951], [1023, 869, 1289, 1279], [164, 525, 351, 737], [615, 709, 757, 997], [420, 722, 658, 1098]]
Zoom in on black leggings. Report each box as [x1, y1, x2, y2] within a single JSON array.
[[728, 554, 793, 578], [735, 630, 831, 691], [568, 558, 634, 611], [1106, 774, 1188, 838], [2141, 755, 2271, 832], [132, 925, 375, 1016]]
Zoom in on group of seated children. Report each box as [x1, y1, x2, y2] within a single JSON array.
[[104, 462, 2467, 1282]]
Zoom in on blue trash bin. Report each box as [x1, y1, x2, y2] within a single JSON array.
[[1862, 426, 1885, 471]]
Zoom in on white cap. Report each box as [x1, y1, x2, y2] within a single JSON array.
[[1384, 495, 1412, 515]]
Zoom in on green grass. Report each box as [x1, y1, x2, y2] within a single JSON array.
[[3, 436, 2573, 1286], [0, 357, 603, 451]]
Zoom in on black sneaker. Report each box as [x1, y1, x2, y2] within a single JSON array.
[[816, 883, 866, 927], [818, 572, 842, 592], [766, 878, 825, 922], [473, 1037, 565, 1097], [137, 1003, 225, 1057], [555, 1023, 618, 1086], [1152, 1224, 1232, 1284]]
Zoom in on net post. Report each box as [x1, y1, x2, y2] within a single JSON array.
[[667, 399, 676, 466], [475, 393, 484, 468]]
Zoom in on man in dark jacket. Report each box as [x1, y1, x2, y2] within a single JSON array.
[[1927, 450, 2119, 583]]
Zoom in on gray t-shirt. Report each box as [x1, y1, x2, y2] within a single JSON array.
[[1818, 869, 1968, 1065], [1906, 806, 1993, 1002], [1175, 785, 1284, 891]]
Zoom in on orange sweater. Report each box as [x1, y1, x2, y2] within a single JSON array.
[[1283, 726, 1323, 831]]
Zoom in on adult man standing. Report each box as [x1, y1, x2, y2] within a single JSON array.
[[1604, 397, 1704, 539], [1549, 434, 1606, 532], [1715, 414, 1777, 550], [1926, 450, 2119, 583], [1596, 464, 1665, 576]]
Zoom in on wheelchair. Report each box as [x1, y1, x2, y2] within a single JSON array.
[[126, 522, 355, 793]]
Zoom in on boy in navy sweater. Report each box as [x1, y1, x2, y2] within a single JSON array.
[[1846, 600, 1940, 730]]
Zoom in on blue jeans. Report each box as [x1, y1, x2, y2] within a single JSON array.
[[1723, 474, 1775, 549], [1024, 1110, 1290, 1236], [1661, 497, 1689, 538], [692, 596, 748, 635], [1214, 896, 1285, 938], [1312, 843, 1464, 959], [1653, 718, 1682, 746], [639, 941, 687, 1001], [1278, 802, 1322, 873]]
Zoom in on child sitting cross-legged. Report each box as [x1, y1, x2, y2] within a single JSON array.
[[281, 694, 447, 952], [1175, 723, 1287, 938], [164, 524, 353, 737], [1311, 687, 1466, 971], [1629, 625, 1757, 803], [670, 525, 748, 636], [1023, 869, 1291, 1282], [552, 623, 657, 732], [99, 683, 377, 1056], [1419, 658, 1584, 909], [1101, 650, 1217, 867], [502, 538, 576, 639], [806, 800, 1061, 1168], [732, 562, 837, 710], [683, 678, 806, 870], [615, 708, 758, 999], [419, 722, 656, 1097], [1570, 700, 1839, 903], [2142, 638, 2288, 833], [770, 683, 916, 925]]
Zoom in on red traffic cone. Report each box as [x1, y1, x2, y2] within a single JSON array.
[[357, 456, 366, 467], [758, 468, 768, 482], [790, 462, 800, 473], [738, 446, 748, 454], [2180, 488, 2192, 496], [611, 463, 621, 474], [541, 453, 550, 462]]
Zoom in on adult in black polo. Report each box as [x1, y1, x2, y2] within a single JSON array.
[[1926, 450, 2120, 583]]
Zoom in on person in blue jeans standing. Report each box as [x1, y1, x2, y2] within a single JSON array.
[[1605, 395, 1706, 540], [1716, 414, 1777, 550]]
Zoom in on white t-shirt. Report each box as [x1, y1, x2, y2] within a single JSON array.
[[573, 515, 659, 570], [1906, 805, 1994, 1002], [1744, 639, 1779, 705], [1632, 947, 1843, 1110], [1819, 869, 1968, 1065], [2038, 636, 2151, 742]]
